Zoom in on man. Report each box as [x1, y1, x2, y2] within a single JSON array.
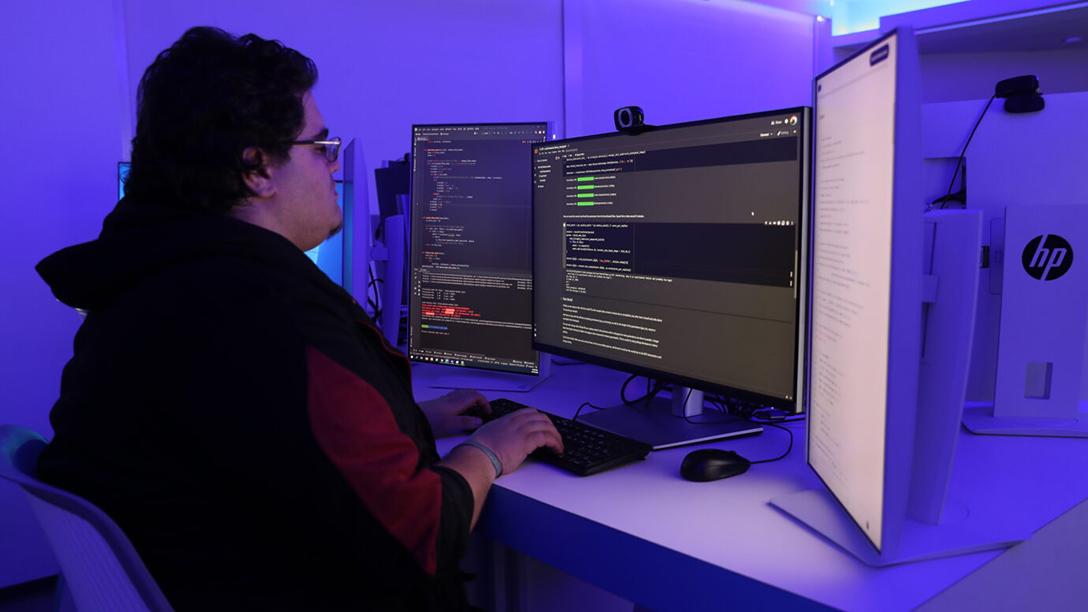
[[36, 26, 562, 611]]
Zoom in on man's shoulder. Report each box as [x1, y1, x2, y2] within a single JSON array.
[[93, 250, 301, 344], [141, 254, 274, 308]]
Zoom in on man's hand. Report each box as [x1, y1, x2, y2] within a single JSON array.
[[419, 389, 491, 438], [468, 408, 564, 475]]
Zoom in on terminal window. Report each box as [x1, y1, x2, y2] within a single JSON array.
[[532, 112, 807, 400], [409, 123, 548, 374]]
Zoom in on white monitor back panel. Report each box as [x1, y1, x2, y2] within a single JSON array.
[[921, 92, 1088, 403], [994, 205, 1088, 419], [807, 29, 923, 555]]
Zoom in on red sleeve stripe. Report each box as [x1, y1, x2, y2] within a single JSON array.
[[305, 346, 440, 575]]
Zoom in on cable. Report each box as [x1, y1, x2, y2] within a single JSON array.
[[931, 94, 995, 210], [611, 380, 799, 466], [747, 420, 794, 465], [620, 374, 663, 406], [679, 388, 739, 425], [700, 396, 799, 462], [573, 401, 606, 422], [619, 374, 640, 404], [366, 269, 383, 322], [678, 387, 697, 423], [750, 406, 805, 424]]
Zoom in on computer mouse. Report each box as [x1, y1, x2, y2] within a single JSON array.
[[680, 449, 751, 482]]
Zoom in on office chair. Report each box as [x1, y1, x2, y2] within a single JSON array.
[[0, 425, 173, 612]]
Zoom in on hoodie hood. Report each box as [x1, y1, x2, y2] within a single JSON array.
[[37, 197, 320, 311]]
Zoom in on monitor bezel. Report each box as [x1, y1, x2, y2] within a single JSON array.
[[805, 28, 923, 556], [407, 121, 550, 376], [530, 107, 812, 413]]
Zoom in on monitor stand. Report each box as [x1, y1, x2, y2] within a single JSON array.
[[770, 489, 1026, 567], [962, 401, 1088, 438], [774, 211, 1027, 565], [962, 205, 1088, 439], [577, 387, 763, 450], [425, 355, 552, 393]]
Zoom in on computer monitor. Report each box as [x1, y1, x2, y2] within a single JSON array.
[[118, 162, 353, 290], [302, 181, 347, 286], [408, 123, 549, 388], [373, 157, 412, 344], [771, 29, 1021, 566], [804, 28, 923, 559], [375, 156, 410, 220], [118, 161, 130, 200], [532, 108, 811, 448]]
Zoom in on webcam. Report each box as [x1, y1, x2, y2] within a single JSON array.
[[995, 75, 1045, 114], [614, 106, 653, 134]]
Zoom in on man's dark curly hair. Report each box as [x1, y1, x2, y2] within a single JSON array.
[[123, 27, 318, 213]]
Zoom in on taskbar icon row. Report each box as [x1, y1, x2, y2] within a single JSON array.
[[417, 355, 466, 367]]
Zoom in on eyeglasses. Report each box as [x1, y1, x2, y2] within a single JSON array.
[[288, 136, 342, 163]]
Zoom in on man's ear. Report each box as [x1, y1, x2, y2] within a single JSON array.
[[241, 147, 276, 198]]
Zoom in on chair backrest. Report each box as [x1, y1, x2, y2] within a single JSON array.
[[0, 425, 173, 612]]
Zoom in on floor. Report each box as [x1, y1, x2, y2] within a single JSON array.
[[0, 577, 58, 612]]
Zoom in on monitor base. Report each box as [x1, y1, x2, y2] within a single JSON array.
[[577, 396, 763, 450], [770, 489, 1025, 567], [962, 403, 1088, 438]]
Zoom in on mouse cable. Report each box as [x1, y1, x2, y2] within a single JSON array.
[[702, 398, 796, 463], [750, 406, 805, 424], [642, 392, 794, 463], [747, 420, 794, 465]]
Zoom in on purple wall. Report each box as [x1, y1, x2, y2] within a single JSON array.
[[0, 1, 129, 588], [565, 0, 817, 137], [921, 49, 1088, 103], [120, 0, 566, 214]]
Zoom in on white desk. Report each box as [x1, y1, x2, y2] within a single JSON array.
[[413, 363, 1088, 610]]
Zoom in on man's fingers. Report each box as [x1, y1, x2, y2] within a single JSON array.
[[444, 389, 491, 415], [520, 420, 563, 453], [504, 407, 542, 422], [532, 430, 564, 454], [472, 393, 491, 415]]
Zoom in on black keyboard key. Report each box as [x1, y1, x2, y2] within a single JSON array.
[[483, 398, 652, 476]]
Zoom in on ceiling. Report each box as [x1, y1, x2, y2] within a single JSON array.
[[913, 4, 1088, 53]]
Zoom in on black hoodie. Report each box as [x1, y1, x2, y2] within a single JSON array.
[[36, 198, 473, 611]]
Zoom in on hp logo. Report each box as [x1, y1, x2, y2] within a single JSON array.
[[1022, 234, 1073, 281]]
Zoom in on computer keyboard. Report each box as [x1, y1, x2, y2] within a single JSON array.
[[485, 398, 652, 476]]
